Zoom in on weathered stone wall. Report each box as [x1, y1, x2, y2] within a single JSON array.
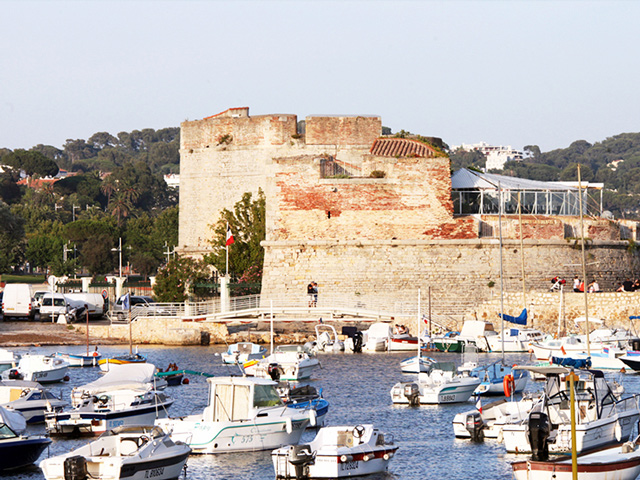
[[260, 239, 640, 323], [305, 115, 381, 146], [475, 290, 640, 333]]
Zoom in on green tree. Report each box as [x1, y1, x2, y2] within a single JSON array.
[[204, 190, 266, 280], [0, 203, 25, 273], [2, 149, 59, 177], [153, 256, 212, 302]]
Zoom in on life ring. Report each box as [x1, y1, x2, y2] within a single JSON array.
[[503, 374, 515, 397]]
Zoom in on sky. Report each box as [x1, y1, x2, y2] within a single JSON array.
[[2, 0, 639, 153]]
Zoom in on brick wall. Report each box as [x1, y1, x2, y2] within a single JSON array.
[[305, 115, 381, 146]]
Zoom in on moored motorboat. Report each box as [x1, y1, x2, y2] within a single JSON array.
[[39, 425, 191, 480], [312, 324, 345, 353], [511, 436, 640, 480], [0, 348, 20, 373], [0, 380, 67, 423], [502, 366, 640, 455], [244, 350, 320, 381], [400, 355, 435, 374], [390, 362, 481, 405], [1, 354, 69, 384], [272, 424, 398, 478], [220, 342, 267, 364], [46, 364, 173, 436], [156, 376, 313, 453], [487, 327, 545, 353], [277, 383, 330, 427], [0, 405, 51, 472], [470, 361, 529, 396]]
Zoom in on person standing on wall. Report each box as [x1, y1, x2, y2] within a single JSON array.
[[312, 282, 318, 307], [573, 275, 581, 292], [307, 282, 315, 307]]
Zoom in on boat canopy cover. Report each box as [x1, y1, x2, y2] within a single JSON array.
[[0, 405, 27, 434], [550, 356, 592, 369], [499, 309, 527, 326], [75, 363, 157, 394]]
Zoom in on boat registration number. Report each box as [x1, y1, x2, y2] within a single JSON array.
[[340, 461, 358, 471], [439, 394, 456, 402], [145, 467, 164, 478]]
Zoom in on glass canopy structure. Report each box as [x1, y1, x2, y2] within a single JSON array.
[[451, 169, 603, 217]]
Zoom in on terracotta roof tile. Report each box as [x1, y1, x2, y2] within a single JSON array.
[[370, 138, 436, 158]]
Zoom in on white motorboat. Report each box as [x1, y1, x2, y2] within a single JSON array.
[[272, 424, 398, 478], [362, 323, 390, 352], [0, 348, 19, 373], [0, 380, 66, 423], [220, 342, 267, 364], [45, 364, 173, 436], [1, 354, 69, 383], [39, 425, 191, 480], [433, 320, 497, 353], [400, 355, 434, 374], [559, 345, 628, 370], [313, 324, 344, 352], [502, 366, 640, 455], [244, 350, 320, 381], [156, 376, 313, 454], [529, 335, 601, 360], [470, 361, 529, 396], [511, 436, 640, 480], [0, 405, 51, 472], [54, 351, 102, 367], [487, 327, 545, 353], [453, 396, 539, 440], [390, 362, 482, 405]]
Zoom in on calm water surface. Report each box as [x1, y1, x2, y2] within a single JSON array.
[[7, 344, 640, 480]]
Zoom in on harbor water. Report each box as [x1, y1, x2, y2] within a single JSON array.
[[7, 344, 640, 480]]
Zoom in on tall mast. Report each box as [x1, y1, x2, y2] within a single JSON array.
[[577, 165, 591, 355], [498, 182, 505, 361]]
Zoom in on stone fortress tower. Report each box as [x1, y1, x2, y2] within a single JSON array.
[[179, 107, 640, 320]]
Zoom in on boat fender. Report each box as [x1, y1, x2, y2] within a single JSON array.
[[285, 417, 293, 434], [340, 454, 354, 463], [503, 374, 515, 397], [615, 421, 623, 442], [383, 453, 391, 461], [63, 455, 88, 480], [308, 408, 317, 427], [362, 453, 372, 462]]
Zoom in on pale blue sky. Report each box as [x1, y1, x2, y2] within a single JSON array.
[[2, 0, 639, 153]]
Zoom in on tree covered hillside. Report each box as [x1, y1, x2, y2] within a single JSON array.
[[450, 132, 640, 219]]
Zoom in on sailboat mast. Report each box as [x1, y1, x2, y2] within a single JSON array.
[[417, 289, 421, 358], [498, 182, 505, 360], [518, 192, 527, 326], [577, 165, 591, 356]]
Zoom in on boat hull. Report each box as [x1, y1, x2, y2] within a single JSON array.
[[156, 415, 309, 454], [0, 436, 51, 472], [273, 449, 398, 478], [391, 378, 481, 405], [55, 352, 102, 367]]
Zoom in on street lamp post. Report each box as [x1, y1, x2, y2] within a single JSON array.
[[72, 204, 80, 222], [111, 237, 123, 279]]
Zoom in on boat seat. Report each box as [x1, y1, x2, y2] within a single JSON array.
[[120, 438, 140, 456]]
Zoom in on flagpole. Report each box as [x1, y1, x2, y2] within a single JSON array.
[[226, 222, 229, 277]]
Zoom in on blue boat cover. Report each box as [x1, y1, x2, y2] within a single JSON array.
[[550, 356, 592, 369], [499, 308, 527, 326]]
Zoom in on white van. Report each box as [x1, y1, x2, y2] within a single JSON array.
[[64, 293, 107, 319], [39, 293, 86, 322], [2, 284, 34, 320]]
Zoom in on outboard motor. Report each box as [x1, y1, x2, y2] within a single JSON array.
[[7, 369, 23, 380], [528, 411, 550, 461], [63, 455, 88, 480], [465, 412, 484, 441], [403, 383, 420, 406], [267, 363, 281, 382], [287, 444, 314, 480], [352, 331, 363, 353]]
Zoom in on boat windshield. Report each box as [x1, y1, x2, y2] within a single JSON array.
[[254, 384, 283, 408], [0, 424, 17, 440]]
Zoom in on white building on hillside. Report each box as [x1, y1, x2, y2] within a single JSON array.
[[452, 141, 523, 171]]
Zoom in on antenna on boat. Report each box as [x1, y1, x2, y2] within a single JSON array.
[[577, 165, 591, 356], [498, 181, 505, 362]]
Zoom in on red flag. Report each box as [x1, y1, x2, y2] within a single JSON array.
[[476, 397, 482, 414], [226, 224, 235, 246], [561, 345, 567, 355]]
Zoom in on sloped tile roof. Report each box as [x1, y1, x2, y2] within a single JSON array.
[[370, 138, 436, 157]]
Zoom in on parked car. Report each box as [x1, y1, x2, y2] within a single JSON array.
[[2, 284, 35, 320], [111, 295, 167, 321], [64, 293, 107, 319], [39, 293, 87, 322], [32, 290, 50, 315]]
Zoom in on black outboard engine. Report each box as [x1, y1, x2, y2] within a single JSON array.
[[267, 363, 281, 382], [64, 455, 88, 480], [403, 383, 420, 406], [7, 369, 23, 380], [528, 411, 550, 461], [465, 412, 484, 442], [287, 444, 314, 480], [352, 331, 363, 353]]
